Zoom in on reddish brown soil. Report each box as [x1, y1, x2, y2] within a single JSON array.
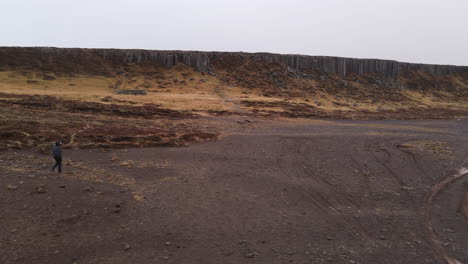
[[1, 118, 468, 264], [0, 92, 194, 119], [2, 90, 466, 154], [0, 93, 217, 151], [240, 100, 468, 119]]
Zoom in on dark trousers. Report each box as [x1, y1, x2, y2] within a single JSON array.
[[52, 157, 62, 173]]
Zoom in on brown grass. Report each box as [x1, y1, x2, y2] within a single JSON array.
[[399, 140, 452, 156]]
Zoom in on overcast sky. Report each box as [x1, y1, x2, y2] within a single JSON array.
[[1, 0, 467, 65]]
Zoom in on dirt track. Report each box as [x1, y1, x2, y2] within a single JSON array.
[[1, 117, 468, 264]]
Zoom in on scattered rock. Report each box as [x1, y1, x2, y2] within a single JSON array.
[[401, 186, 416, 191], [165, 241, 172, 246], [56, 214, 80, 224], [101, 96, 113, 102], [7, 185, 18, 190], [124, 244, 131, 251], [26, 80, 40, 84], [35, 184, 47, 194], [244, 251, 258, 258], [221, 250, 233, 256], [113, 207, 121, 213], [42, 74, 56, 80]]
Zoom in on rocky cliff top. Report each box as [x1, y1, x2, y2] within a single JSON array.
[[1, 47, 467, 78]]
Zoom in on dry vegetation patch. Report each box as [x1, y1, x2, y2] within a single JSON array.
[[0, 93, 218, 151], [399, 140, 452, 157]]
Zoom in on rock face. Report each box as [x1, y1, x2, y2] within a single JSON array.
[[210, 52, 468, 78], [0, 47, 467, 78]]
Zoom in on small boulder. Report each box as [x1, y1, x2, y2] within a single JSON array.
[[244, 251, 258, 258], [42, 74, 56, 80], [7, 185, 18, 190], [35, 184, 47, 194]]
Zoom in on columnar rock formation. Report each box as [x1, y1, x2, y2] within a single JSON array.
[[0, 47, 467, 78]]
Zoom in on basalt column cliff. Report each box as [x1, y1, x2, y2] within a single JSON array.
[[1, 47, 467, 78]]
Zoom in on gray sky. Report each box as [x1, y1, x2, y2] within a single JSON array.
[[1, 0, 467, 65]]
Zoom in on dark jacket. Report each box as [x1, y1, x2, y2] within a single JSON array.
[[52, 145, 62, 159]]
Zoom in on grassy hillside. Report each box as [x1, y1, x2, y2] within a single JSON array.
[[0, 61, 467, 116]]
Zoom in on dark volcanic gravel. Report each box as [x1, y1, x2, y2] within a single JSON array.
[[1, 118, 468, 264]]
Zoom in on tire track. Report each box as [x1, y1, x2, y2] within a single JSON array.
[[425, 167, 468, 264], [273, 138, 335, 215], [370, 146, 406, 187]]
